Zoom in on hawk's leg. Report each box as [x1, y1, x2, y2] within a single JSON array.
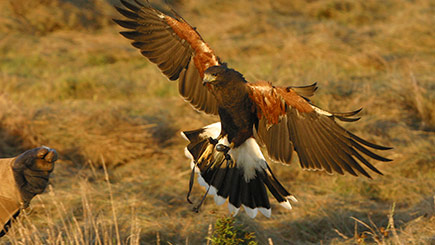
[[197, 137, 220, 165]]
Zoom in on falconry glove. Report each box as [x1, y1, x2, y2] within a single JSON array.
[[0, 147, 57, 237]]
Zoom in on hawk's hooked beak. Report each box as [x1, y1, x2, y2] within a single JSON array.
[[202, 73, 216, 86]]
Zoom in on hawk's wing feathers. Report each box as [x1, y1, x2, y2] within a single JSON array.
[[114, 0, 219, 115], [248, 82, 391, 178], [288, 82, 318, 98]]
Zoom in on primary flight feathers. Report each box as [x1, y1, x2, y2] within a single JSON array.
[[113, 0, 219, 114], [115, 0, 392, 218]]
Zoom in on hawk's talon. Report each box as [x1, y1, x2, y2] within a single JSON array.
[[216, 144, 230, 153], [216, 143, 232, 162], [208, 137, 218, 145]]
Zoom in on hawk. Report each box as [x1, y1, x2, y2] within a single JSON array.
[[114, 0, 391, 218]]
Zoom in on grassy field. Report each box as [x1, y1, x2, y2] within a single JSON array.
[[0, 0, 434, 244]]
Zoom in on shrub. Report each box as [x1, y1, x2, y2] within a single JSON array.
[[208, 216, 258, 245]]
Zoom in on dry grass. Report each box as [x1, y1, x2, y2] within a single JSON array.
[[0, 0, 115, 35], [0, 0, 434, 244]]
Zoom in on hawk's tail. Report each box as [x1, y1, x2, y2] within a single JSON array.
[[181, 122, 297, 218]]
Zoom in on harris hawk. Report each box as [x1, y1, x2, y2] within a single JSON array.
[[114, 0, 392, 218]]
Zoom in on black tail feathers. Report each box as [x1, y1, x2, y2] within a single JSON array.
[[182, 123, 296, 218]]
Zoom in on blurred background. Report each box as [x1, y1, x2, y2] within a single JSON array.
[[0, 0, 433, 244]]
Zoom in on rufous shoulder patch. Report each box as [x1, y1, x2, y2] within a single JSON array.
[[248, 81, 314, 126], [276, 87, 314, 114], [164, 16, 219, 77], [248, 81, 286, 125]]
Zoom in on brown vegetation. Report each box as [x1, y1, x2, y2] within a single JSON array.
[[0, 0, 433, 244]]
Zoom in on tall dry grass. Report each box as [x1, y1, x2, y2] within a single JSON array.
[[0, 0, 115, 35], [4, 166, 141, 245], [0, 0, 434, 244]]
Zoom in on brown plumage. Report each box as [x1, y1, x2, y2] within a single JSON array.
[[113, 0, 219, 114], [114, 0, 392, 218]]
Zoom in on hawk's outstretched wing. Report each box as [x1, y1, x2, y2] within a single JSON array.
[[248, 81, 392, 178], [114, 0, 219, 114]]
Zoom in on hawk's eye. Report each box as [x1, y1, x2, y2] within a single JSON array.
[[212, 72, 218, 76]]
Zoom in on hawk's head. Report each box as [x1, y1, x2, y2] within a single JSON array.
[[203, 66, 246, 88]]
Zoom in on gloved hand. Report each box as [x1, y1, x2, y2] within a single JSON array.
[[12, 147, 57, 207], [0, 147, 57, 237]]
